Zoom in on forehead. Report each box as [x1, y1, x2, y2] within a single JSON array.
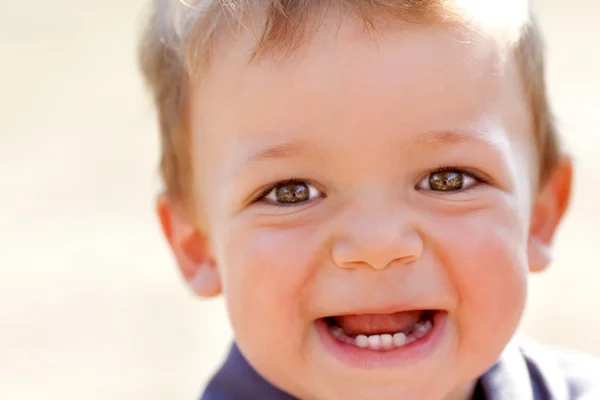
[[190, 14, 535, 185]]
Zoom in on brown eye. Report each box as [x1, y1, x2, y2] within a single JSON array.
[[429, 171, 463, 191], [417, 169, 477, 192], [264, 180, 321, 205]]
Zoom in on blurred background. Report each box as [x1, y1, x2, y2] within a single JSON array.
[[1, 1, 598, 399]]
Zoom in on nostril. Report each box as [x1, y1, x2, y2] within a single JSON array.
[[331, 229, 423, 271], [398, 254, 418, 265]]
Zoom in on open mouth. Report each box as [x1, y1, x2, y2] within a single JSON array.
[[323, 309, 439, 351]]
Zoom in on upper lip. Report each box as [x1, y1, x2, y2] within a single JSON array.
[[320, 304, 445, 318]]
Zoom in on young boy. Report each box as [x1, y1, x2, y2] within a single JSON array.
[[138, 0, 600, 398]]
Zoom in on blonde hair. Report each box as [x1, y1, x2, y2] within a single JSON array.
[[138, 0, 560, 202]]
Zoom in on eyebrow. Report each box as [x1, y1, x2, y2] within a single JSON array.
[[237, 129, 501, 169], [412, 129, 490, 147], [241, 140, 323, 164]]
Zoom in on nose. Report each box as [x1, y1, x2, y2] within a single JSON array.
[[331, 199, 423, 270]]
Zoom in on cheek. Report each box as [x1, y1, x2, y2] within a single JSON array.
[[216, 222, 322, 347], [452, 218, 528, 318], [427, 203, 528, 352]]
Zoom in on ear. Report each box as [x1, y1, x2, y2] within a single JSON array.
[[528, 155, 573, 273], [156, 193, 221, 297]]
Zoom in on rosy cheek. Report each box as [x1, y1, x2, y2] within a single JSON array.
[[220, 224, 319, 336], [455, 222, 527, 306], [431, 210, 528, 349]]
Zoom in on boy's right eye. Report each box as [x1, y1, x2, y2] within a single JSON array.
[[260, 180, 323, 206]]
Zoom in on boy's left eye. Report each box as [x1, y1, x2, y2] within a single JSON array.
[[417, 169, 478, 192]]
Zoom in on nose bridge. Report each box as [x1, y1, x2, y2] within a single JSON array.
[[331, 191, 423, 270]]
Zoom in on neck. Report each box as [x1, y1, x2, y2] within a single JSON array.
[[445, 381, 479, 400]]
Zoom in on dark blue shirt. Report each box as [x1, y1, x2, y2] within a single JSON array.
[[201, 338, 600, 399]]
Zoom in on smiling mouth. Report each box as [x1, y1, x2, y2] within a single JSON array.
[[323, 310, 440, 351]]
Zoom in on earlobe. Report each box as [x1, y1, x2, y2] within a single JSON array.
[[527, 237, 552, 273], [156, 194, 222, 297], [527, 155, 573, 273]]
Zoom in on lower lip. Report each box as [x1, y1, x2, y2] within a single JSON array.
[[315, 311, 448, 369]]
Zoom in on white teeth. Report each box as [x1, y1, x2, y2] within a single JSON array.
[[367, 335, 381, 350], [328, 316, 435, 351], [355, 335, 369, 348], [380, 334, 393, 350], [393, 332, 407, 346]]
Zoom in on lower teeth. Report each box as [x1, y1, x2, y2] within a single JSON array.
[[328, 319, 434, 351]]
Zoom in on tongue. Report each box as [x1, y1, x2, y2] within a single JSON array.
[[333, 311, 422, 336]]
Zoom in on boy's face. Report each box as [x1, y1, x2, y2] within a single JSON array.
[[161, 16, 571, 400]]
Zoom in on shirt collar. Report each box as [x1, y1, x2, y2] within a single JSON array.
[[202, 340, 556, 400], [478, 340, 535, 400]]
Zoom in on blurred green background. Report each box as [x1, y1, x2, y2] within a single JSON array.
[[1, 1, 599, 399]]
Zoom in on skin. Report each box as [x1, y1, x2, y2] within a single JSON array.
[[157, 14, 572, 400]]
